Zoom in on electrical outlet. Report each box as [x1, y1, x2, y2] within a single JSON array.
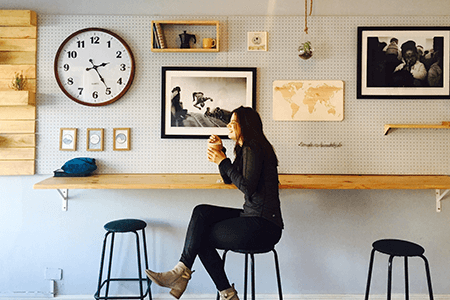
[[44, 268, 62, 280]]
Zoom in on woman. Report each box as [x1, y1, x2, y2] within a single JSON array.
[[146, 106, 283, 300]]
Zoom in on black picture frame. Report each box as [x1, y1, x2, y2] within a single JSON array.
[[357, 26, 449, 99], [161, 66, 256, 139]]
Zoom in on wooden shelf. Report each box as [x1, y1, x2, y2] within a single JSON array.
[[151, 20, 219, 52], [34, 174, 450, 190], [34, 174, 450, 212], [384, 121, 450, 135]]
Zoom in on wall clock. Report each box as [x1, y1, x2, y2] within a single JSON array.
[[54, 28, 135, 106]]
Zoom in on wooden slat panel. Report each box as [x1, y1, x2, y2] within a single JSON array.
[[0, 10, 37, 27], [0, 106, 36, 119], [0, 52, 36, 64], [0, 65, 36, 79], [0, 134, 35, 147], [0, 39, 36, 52], [0, 160, 34, 175], [0, 79, 35, 91], [0, 148, 35, 159], [0, 120, 35, 133], [0, 91, 35, 105], [0, 27, 36, 39]]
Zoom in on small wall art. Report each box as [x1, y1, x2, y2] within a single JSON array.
[[113, 128, 130, 150], [59, 128, 77, 151], [247, 32, 267, 51], [87, 128, 104, 151]]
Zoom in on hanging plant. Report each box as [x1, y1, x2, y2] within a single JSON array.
[[298, 40, 313, 60], [299, 0, 313, 60], [10, 72, 28, 91]]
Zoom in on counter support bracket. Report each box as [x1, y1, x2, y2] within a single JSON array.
[[435, 189, 449, 212], [57, 189, 69, 211]]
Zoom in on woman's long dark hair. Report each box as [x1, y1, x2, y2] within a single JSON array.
[[231, 106, 278, 164]]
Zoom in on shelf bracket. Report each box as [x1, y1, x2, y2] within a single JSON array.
[[435, 189, 449, 212], [56, 189, 69, 211]]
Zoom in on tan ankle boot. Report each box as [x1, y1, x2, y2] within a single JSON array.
[[219, 284, 239, 300], [145, 262, 193, 299]]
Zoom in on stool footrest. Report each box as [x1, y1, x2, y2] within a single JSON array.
[[95, 278, 151, 300]]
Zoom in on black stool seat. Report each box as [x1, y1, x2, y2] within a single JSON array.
[[104, 219, 147, 232], [365, 239, 433, 300], [373, 239, 425, 257], [95, 218, 152, 300], [217, 247, 283, 300]]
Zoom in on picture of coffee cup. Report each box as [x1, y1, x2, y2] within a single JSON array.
[[202, 38, 216, 49]]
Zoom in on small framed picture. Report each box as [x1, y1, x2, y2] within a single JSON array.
[[247, 32, 267, 51], [113, 128, 130, 151], [87, 128, 104, 151], [59, 128, 77, 151]]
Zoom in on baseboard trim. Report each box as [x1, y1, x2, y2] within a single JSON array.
[[3, 294, 448, 300]]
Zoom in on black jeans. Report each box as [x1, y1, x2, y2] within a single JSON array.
[[179, 204, 282, 291]]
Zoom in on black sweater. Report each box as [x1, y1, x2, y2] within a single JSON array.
[[218, 141, 284, 229]]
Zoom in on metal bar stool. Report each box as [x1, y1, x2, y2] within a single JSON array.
[[94, 219, 152, 300], [364, 239, 434, 300], [216, 247, 283, 300]]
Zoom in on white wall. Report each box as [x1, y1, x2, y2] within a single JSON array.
[[3, 0, 450, 16], [1, 0, 450, 298]]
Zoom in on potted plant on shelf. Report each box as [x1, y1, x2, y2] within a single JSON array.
[[10, 72, 27, 91]]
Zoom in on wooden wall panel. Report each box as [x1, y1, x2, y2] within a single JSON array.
[[0, 10, 36, 27], [0, 161, 35, 175], [0, 10, 37, 175], [0, 148, 35, 160], [0, 27, 37, 39], [0, 52, 36, 65], [0, 106, 36, 120], [0, 121, 35, 133], [0, 134, 35, 147]]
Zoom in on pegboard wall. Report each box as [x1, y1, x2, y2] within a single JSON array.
[[36, 15, 450, 175]]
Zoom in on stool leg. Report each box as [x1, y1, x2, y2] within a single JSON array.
[[141, 229, 152, 300], [244, 253, 248, 300], [404, 257, 409, 300], [134, 231, 145, 300], [387, 255, 394, 300], [272, 249, 283, 300], [105, 232, 116, 298], [250, 253, 256, 300], [364, 248, 376, 300], [420, 255, 434, 300], [96, 231, 112, 299]]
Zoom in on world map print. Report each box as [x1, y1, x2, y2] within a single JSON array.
[[273, 80, 344, 121]]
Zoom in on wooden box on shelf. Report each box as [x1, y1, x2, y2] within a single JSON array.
[[151, 20, 220, 53]]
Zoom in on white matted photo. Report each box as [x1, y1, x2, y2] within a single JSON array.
[[247, 32, 267, 51], [113, 128, 130, 150], [59, 128, 77, 151], [87, 128, 104, 151]]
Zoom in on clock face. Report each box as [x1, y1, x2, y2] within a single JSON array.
[[54, 28, 135, 106]]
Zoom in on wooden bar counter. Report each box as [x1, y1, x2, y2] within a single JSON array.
[[34, 174, 450, 190]]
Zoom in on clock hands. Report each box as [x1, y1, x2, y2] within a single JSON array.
[[86, 59, 110, 88]]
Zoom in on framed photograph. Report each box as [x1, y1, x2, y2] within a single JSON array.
[[59, 128, 77, 151], [87, 128, 104, 151], [357, 26, 450, 99], [247, 32, 268, 51], [113, 128, 130, 150], [162, 66, 256, 139]]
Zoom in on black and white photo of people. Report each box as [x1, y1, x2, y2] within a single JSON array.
[[366, 35, 443, 88]]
